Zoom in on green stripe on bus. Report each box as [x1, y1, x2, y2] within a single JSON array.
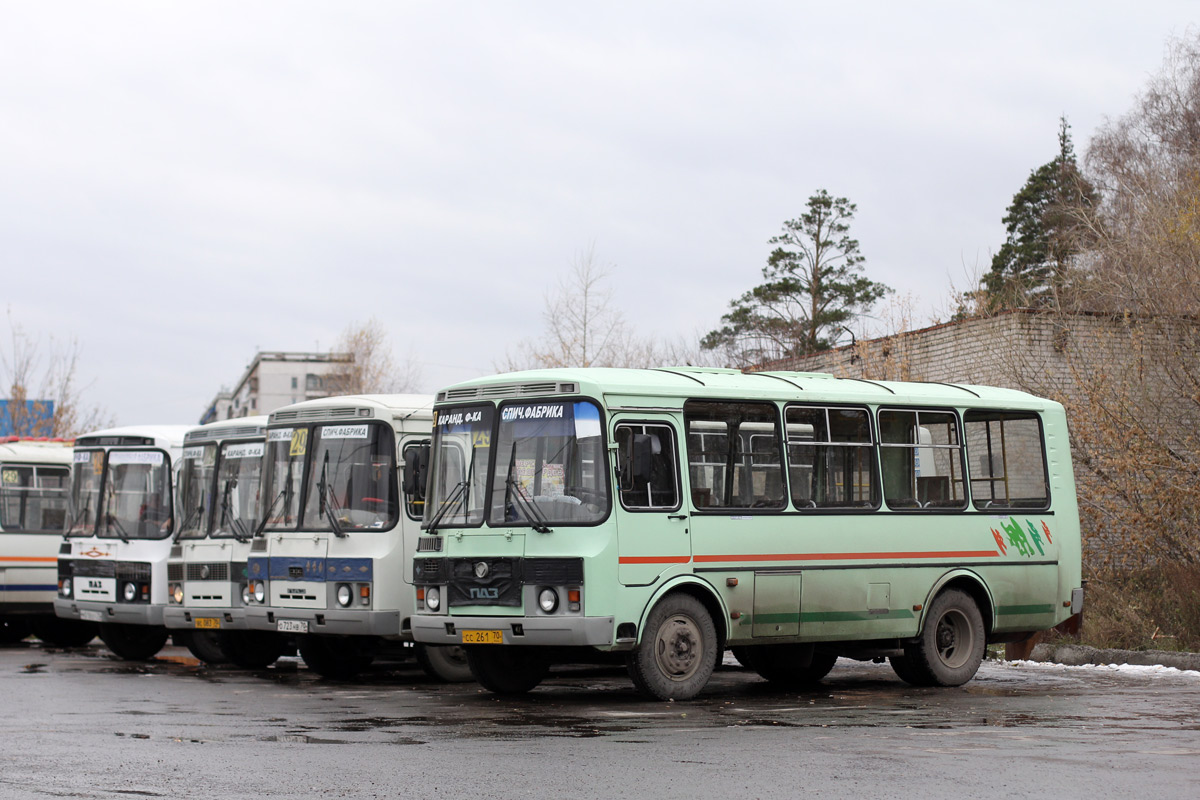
[[996, 604, 1055, 616], [745, 609, 915, 624]]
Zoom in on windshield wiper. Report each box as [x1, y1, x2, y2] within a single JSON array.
[[219, 479, 251, 543], [253, 487, 287, 538], [65, 498, 92, 538], [319, 453, 347, 539], [175, 501, 204, 542], [503, 443, 552, 533], [106, 514, 131, 543], [425, 444, 477, 534]]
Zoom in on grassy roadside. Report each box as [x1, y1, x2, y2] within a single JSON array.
[[1067, 566, 1200, 653]]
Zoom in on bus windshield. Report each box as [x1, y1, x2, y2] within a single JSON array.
[[176, 444, 216, 539], [425, 405, 493, 529], [0, 463, 70, 533], [213, 440, 264, 538], [99, 450, 173, 540], [302, 424, 397, 533], [488, 400, 608, 526], [67, 450, 104, 536], [260, 428, 307, 531]]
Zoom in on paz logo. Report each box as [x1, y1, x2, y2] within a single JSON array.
[[80, 547, 110, 558]]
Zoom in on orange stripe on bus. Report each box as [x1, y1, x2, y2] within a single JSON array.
[[692, 550, 1000, 563], [618, 556, 693, 564], [0, 557, 58, 563]]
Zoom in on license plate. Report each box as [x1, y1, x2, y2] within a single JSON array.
[[277, 619, 308, 634], [461, 629, 503, 644], [80, 609, 103, 622], [193, 617, 220, 630]]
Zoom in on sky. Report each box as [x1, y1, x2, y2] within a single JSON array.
[[2, 1, 1197, 427]]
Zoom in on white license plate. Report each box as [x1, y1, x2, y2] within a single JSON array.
[[276, 619, 308, 633], [80, 610, 103, 622]]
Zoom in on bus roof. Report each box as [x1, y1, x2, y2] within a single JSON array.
[[435, 367, 1058, 411], [73, 425, 192, 450], [183, 415, 269, 445], [268, 394, 435, 425], [0, 438, 74, 465]]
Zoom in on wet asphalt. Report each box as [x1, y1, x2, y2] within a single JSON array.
[[1, 641, 1198, 799]]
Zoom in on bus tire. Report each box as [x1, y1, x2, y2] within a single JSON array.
[[729, 646, 758, 669], [29, 617, 96, 647], [0, 617, 30, 644], [888, 654, 929, 686], [416, 644, 473, 683], [627, 593, 718, 701], [903, 589, 985, 686], [465, 646, 549, 694], [219, 631, 286, 669], [750, 646, 838, 687], [177, 630, 229, 664], [98, 623, 169, 661], [299, 634, 379, 680]]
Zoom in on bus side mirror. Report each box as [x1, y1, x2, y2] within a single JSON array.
[[629, 434, 654, 486], [403, 444, 430, 500]]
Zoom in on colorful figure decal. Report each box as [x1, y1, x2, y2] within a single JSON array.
[[989, 518, 1054, 557], [991, 528, 1008, 555]]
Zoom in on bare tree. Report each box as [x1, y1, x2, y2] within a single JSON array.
[[1, 312, 111, 437], [325, 318, 421, 395]]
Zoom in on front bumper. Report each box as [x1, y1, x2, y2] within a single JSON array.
[[411, 614, 615, 647], [162, 607, 253, 631], [243, 606, 401, 638], [54, 598, 164, 627]]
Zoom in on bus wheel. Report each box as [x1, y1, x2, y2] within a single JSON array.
[[299, 634, 379, 679], [0, 617, 30, 644], [416, 644, 474, 682], [903, 589, 985, 686], [98, 623, 169, 661], [177, 630, 229, 664], [888, 654, 929, 686], [220, 631, 286, 669], [465, 646, 549, 694], [729, 646, 758, 669], [750, 645, 838, 687], [29, 617, 96, 647], [627, 593, 718, 701]]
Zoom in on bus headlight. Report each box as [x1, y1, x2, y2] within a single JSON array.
[[241, 584, 251, 605], [172, 584, 184, 604], [60, 577, 72, 598], [336, 584, 352, 608], [253, 582, 266, 604], [538, 588, 559, 614], [426, 586, 441, 612], [122, 582, 137, 602]]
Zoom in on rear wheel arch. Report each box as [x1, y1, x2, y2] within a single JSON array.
[[922, 570, 995, 638]]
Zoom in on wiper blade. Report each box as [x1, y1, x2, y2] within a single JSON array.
[[219, 479, 250, 543], [175, 502, 204, 542], [253, 488, 287, 538], [424, 480, 466, 533], [65, 500, 91, 537], [506, 476, 552, 533], [319, 455, 347, 538], [106, 514, 131, 543]]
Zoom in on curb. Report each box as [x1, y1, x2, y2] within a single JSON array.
[[1028, 642, 1200, 672]]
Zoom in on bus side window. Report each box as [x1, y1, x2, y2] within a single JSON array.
[[684, 401, 786, 510], [615, 423, 680, 511], [879, 409, 967, 510], [964, 411, 1050, 510], [785, 405, 878, 510]]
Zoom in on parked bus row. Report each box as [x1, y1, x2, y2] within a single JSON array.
[[2, 368, 1083, 700]]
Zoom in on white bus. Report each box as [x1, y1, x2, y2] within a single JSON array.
[[55, 425, 191, 660], [242, 394, 470, 680], [162, 417, 287, 667], [1, 437, 96, 646]]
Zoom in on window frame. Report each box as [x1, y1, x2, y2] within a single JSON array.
[[0, 463, 71, 534], [877, 407, 968, 513], [965, 409, 1052, 512], [783, 403, 881, 512], [683, 399, 788, 513], [614, 421, 683, 513]]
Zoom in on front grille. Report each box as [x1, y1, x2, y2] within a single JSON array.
[[417, 536, 443, 552], [438, 381, 577, 402], [186, 563, 229, 581], [272, 406, 366, 422], [448, 558, 521, 607], [185, 425, 263, 444], [251, 538, 268, 552], [525, 557, 584, 584], [71, 559, 116, 578], [115, 562, 151, 582], [167, 563, 184, 582], [413, 558, 446, 584]]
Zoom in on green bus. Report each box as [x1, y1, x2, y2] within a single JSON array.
[[408, 368, 1082, 700]]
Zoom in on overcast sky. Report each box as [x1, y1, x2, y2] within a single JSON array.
[[2, 2, 1195, 427]]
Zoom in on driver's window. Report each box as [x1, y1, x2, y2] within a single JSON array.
[[615, 423, 680, 511]]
